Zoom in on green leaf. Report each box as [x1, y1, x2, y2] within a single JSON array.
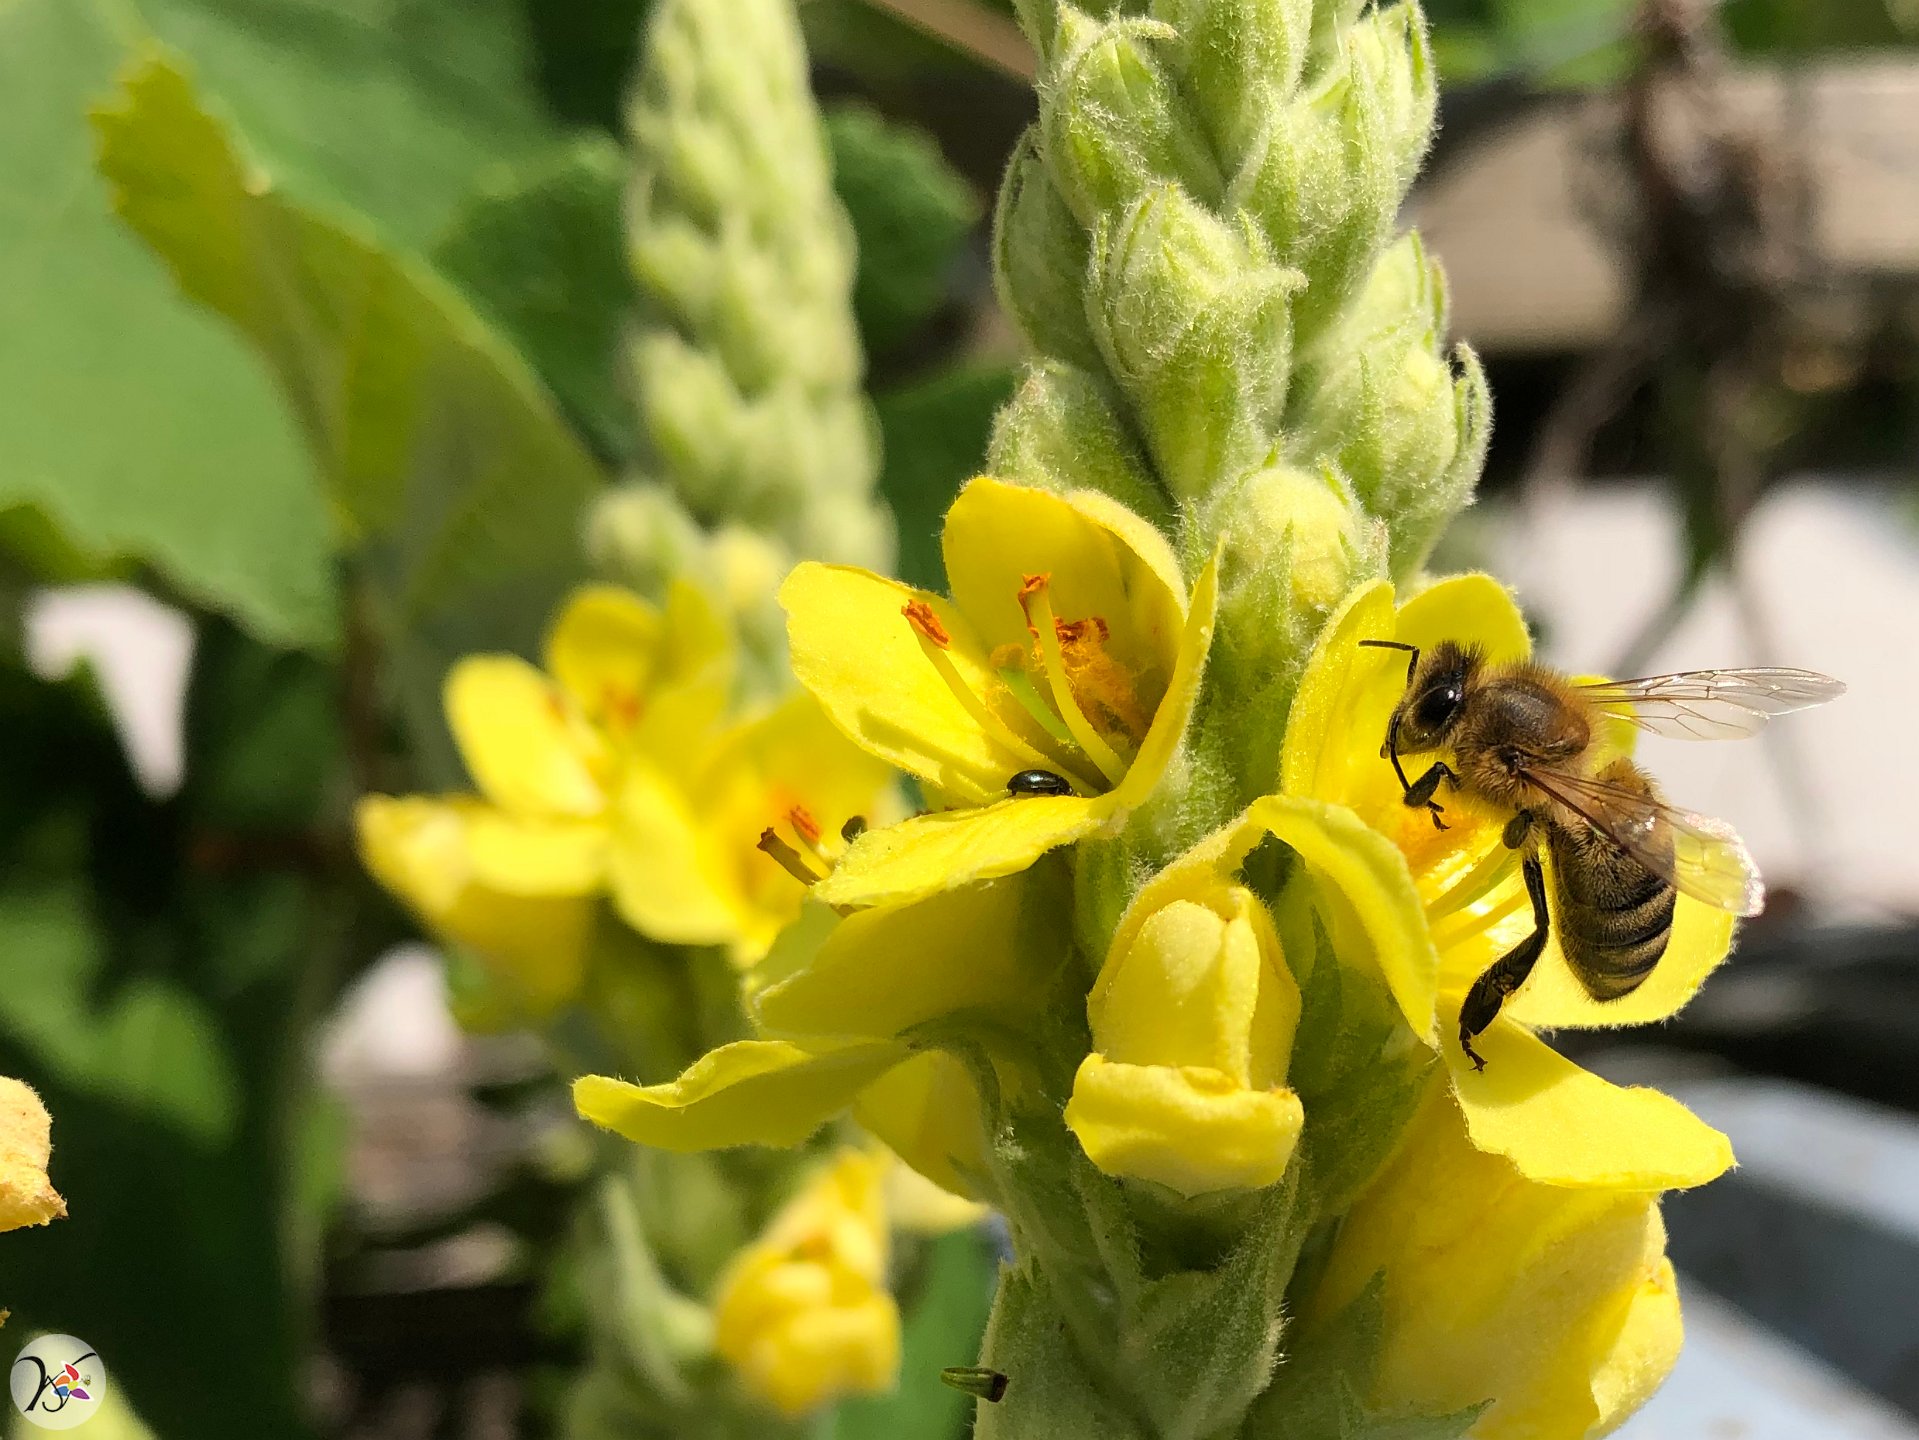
[[826, 105, 980, 357], [137, 0, 563, 251], [434, 135, 638, 463], [875, 362, 1018, 589], [0, 878, 238, 1146], [93, 53, 609, 768], [829, 1230, 1000, 1440], [0, 0, 335, 649]]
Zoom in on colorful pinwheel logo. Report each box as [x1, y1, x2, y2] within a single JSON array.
[[9, 1334, 105, 1430]]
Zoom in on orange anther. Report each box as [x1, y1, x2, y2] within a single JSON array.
[[1017, 573, 1051, 601], [787, 805, 822, 844], [902, 600, 951, 648]]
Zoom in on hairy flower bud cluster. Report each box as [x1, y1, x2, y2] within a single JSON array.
[[623, 0, 893, 578]]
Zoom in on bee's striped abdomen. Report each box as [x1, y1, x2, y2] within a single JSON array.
[[1546, 819, 1677, 1002]]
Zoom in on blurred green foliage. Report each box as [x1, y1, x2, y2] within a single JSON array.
[[0, 0, 999, 1432]]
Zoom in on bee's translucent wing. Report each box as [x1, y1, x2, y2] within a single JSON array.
[[1520, 766, 1765, 916], [1577, 668, 1845, 740]]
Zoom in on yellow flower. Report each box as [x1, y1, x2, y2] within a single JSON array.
[[359, 582, 891, 968], [712, 1147, 901, 1417], [0, 1078, 63, 1232], [574, 871, 1060, 1202], [1281, 574, 1734, 1190], [1063, 785, 1445, 1196], [1065, 876, 1304, 1197], [782, 476, 1218, 910], [1303, 1086, 1682, 1440], [357, 794, 596, 1013]]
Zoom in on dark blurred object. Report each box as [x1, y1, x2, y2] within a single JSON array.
[[1654, 920, 1919, 1112]]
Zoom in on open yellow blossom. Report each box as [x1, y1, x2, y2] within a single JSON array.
[[358, 582, 890, 966], [782, 476, 1217, 910], [574, 869, 1063, 1201], [1303, 1085, 1682, 1440], [0, 1078, 64, 1231], [713, 1147, 901, 1417], [1281, 575, 1734, 1190]]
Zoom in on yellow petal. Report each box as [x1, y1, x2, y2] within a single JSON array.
[[356, 795, 592, 1013], [1064, 1054, 1304, 1196], [942, 477, 1187, 680], [1309, 1086, 1676, 1440], [1449, 1020, 1733, 1188], [1112, 549, 1218, 810], [694, 691, 896, 962], [813, 795, 1104, 911], [606, 763, 744, 946], [1591, 1250, 1684, 1433], [1247, 796, 1441, 1043], [1281, 578, 1398, 804], [1505, 889, 1734, 1031], [0, 1078, 64, 1230], [464, 811, 610, 895], [445, 656, 607, 818], [1394, 572, 1531, 666], [853, 1051, 995, 1206], [637, 579, 738, 756], [755, 873, 1061, 1041], [573, 1039, 907, 1151], [544, 583, 665, 719], [782, 563, 1054, 803]]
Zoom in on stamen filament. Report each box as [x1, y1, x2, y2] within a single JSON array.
[[903, 614, 1101, 795], [1019, 578, 1129, 789], [758, 827, 827, 886]]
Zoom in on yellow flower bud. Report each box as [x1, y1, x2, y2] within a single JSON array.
[[712, 1148, 902, 1417], [1304, 1090, 1682, 1440], [1230, 464, 1370, 616], [1064, 884, 1305, 1196]]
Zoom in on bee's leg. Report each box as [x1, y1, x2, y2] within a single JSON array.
[[1401, 762, 1459, 830], [1459, 852, 1550, 1071]]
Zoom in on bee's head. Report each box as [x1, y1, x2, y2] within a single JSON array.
[[1394, 641, 1478, 753]]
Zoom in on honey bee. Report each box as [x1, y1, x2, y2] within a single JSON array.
[[1361, 639, 1844, 1070]]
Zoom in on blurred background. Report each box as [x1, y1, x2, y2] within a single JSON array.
[[5, 0, 1919, 1435]]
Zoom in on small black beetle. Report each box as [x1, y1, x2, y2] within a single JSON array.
[[1007, 769, 1076, 798]]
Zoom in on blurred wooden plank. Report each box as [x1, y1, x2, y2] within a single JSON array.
[[1412, 60, 1919, 352]]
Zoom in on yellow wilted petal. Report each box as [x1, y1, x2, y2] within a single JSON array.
[[606, 763, 743, 946], [445, 656, 607, 818], [1450, 1019, 1733, 1189], [783, 563, 1055, 804], [464, 811, 609, 895], [0, 1078, 64, 1231], [814, 795, 1104, 911], [754, 873, 1058, 1042], [1064, 1055, 1304, 1196], [573, 1039, 907, 1151], [356, 795, 592, 1013], [1506, 889, 1734, 1031], [942, 476, 1186, 678]]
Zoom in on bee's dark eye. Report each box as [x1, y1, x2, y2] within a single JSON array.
[[1414, 683, 1463, 733]]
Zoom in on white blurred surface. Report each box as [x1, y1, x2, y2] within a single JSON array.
[[1496, 479, 1916, 915], [1618, 1288, 1919, 1440]]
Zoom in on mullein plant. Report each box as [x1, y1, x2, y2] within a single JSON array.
[[355, 0, 960, 1433], [574, 1, 1736, 1437]]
